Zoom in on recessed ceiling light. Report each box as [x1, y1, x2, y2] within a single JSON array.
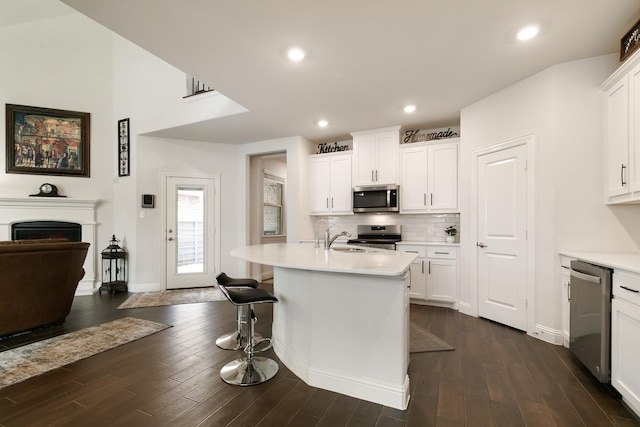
[[318, 120, 329, 128], [288, 47, 306, 62], [517, 25, 539, 41], [404, 105, 416, 113]]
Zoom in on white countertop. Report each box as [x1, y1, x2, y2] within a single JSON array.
[[396, 241, 459, 247], [559, 251, 640, 274], [231, 242, 417, 276]]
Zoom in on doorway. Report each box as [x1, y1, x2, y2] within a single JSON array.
[[473, 136, 535, 332], [164, 174, 220, 289]]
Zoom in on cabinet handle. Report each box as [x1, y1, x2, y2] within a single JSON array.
[[621, 285, 639, 293], [326, 198, 329, 209], [434, 251, 449, 254], [424, 193, 426, 206], [430, 193, 433, 205], [428, 260, 431, 274], [376, 170, 379, 181], [621, 164, 627, 186], [422, 260, 424, 274], [331, 197, 334, 208]]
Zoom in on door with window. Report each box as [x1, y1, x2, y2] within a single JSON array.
[[165, 175, 219, 289]]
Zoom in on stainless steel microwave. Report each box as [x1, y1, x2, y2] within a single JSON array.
[[353, 185, 399, 213]]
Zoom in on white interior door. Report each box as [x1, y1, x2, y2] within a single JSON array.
[[477, 144, 528, 331], [165, 175, 219, 289]]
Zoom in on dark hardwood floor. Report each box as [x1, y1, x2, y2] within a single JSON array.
[[1, 285, 638, 427]]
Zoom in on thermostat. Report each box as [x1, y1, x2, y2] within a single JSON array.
[[141, 194, 155, 208]]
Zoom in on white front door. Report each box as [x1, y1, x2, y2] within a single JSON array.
[[477, 143, 528, 331], [165, 175, 219, 289]]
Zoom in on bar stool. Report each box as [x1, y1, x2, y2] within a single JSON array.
[[215, 273, 261, 350], [218, 285, 279, 386]]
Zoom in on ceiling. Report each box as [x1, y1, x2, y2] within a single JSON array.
[[12, 1, 640, 144]]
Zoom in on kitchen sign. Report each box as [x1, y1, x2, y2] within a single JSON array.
[[402, 126, 460, 144], [621, 17, 640, 63], [316, 140, 351, 154]]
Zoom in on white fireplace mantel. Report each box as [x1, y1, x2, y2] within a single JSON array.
[[0, 197, 100, 295]]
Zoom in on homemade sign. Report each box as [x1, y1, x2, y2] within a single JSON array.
[[621, 18, 640, 63], [402, 126, 460, 144]]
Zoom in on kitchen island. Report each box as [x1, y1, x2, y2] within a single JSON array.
[[231, 243, 417, 410]]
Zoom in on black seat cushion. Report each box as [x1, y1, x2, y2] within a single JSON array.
[[216, 272, 258, 288], [220, 286, 278, 305]]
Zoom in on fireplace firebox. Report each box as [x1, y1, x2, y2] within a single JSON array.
[[12, 221, 82, 242]]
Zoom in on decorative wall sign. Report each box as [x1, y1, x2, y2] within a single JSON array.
[[6, 104, 90, 177], [402, 126, 460, 144], [316, 140, 351, 154], [621, 18, 640, 62], [118, 118, 130, 177]]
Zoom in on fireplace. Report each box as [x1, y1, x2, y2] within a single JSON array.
[[0, 197, 98, 295], [12, 221, 82, 242]]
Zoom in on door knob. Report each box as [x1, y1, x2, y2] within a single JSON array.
[[168, 237, 174, 241], [477, 242, 487, 248]]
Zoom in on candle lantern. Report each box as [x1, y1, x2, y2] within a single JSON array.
[[99, 234, 128, 293]]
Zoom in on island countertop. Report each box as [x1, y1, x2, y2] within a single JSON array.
[[231, 243, 417, 276]]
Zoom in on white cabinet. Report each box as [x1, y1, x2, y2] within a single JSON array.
[[400, 140, 458, 213], [397, 244, 457, 307], [601, 49, 640, 203], [611, 270, 640, 416], [559, 256, 573, 348], [308, 153, 352, 215], [351, 126, 400, 186]]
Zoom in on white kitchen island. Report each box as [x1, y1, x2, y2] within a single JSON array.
[[230, 243, 417, 410]]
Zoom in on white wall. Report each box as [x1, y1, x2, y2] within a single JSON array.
[[0, 13, 116, 288], [459, 54, 640, 341]]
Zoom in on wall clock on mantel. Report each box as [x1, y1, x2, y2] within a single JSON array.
[[30, 183, 65, 197]]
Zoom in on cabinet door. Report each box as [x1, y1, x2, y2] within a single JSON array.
[[308, 157, 330, 214], [611, 298, 640, 415], [428, 143, 458, 212], [630, 63, 640, 193], [375, 132, 399, 184], [606, 77, 630, 198], [408, 258, 426, 299], [400, 146, 428, 212], [561, 265, 571, 348], [353, 134, 377, 185], [329, 155, 353, 214], [426, 258, 457, 302]]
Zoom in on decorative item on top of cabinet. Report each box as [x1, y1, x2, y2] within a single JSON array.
[[351, 126, 400, 186], [400, 139, 459, 213], [601, 48, 640, 204], [307, 152, 353, 215]]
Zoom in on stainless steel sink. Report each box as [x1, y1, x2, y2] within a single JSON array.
[[331, 247, 367, 252]]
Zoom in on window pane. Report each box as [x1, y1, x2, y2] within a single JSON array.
[[264, 205, 282, 235], [177, 186, 204, 273], [264, 181, 282, 205]]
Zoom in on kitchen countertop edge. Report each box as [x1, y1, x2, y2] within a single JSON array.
[[559, 250, 640, 274]]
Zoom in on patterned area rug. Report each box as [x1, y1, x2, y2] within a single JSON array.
[[410, 322, 454, 353], [0, 317, 170, 389], [117, 286, 226, 309]]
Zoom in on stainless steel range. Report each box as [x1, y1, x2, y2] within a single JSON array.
[[347, 225, 402, 250]]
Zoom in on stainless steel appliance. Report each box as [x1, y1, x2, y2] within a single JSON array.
[[569, 260, 613, 383], [347, 225, 401, 250], [352, 185, 399, 213]]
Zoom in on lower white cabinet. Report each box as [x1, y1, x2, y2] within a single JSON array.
[[612, 270, 640, 416], [397, 244, 457, 307], [560, 256, 573, 348]]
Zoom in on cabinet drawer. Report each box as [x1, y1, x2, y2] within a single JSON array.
[[398, 247, 426, 258], [614, 271, 640, 306], [427, 247, 457, 259]]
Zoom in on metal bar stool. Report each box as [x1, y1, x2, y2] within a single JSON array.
[[218, 285, 279, 386], [215, 272, 262, 350]]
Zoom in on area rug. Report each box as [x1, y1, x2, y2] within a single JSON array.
[[0, 317, 170, 389], [410, 322, 454, 353], [117, 286, 226, 309]]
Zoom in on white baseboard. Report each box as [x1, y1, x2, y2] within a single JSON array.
[[530, 324, 563, 345]]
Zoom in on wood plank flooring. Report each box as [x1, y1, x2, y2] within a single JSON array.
[[1, 285, 638, 426]]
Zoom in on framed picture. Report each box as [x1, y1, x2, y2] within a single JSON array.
[[6, 104, 90, 177], [118, 118, 130, 177]]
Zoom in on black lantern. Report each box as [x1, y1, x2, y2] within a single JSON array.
[[99, 234, 127, 293]]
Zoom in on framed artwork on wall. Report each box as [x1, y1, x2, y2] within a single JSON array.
[[5, 104, 90, 177], [118, 118, 130, 177]]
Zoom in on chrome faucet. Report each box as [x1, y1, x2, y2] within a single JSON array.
[[325, 230, 351, 250]]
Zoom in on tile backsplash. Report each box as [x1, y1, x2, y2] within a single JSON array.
[[309, 213, 460, 243]]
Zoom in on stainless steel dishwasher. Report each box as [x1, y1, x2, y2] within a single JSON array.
[[569, 260, 613, 383]]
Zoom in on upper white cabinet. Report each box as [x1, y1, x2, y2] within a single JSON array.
[[308, 152, 353, 215], [351, 126, 400, 186], [602, 50, 640, 204], [400, 139, 458, 213]]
